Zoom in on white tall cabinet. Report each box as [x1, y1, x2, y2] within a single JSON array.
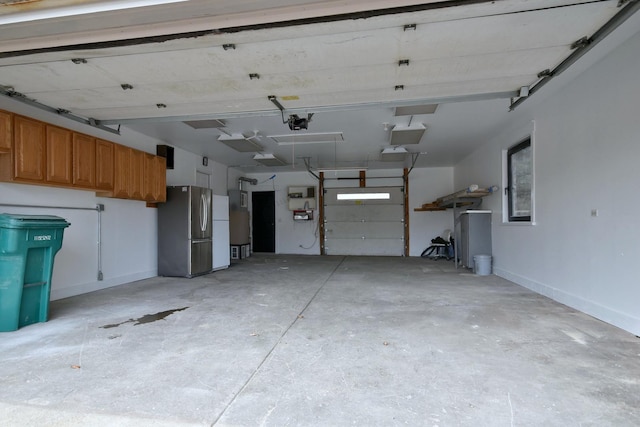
[[212, 194, 230, 271]]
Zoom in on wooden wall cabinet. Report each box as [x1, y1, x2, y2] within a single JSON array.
[[152, 155, 166, 202], [0, 109, 165, 206], [95, 139, 114, 191], [143, 153, 156, 202], [130, 148, 145, 200], [13, 115, 46, 182], [46, 125, 73, 185], [113, 143, 131, 199], [142, 153, 167, 203], [0, 110, 11, 153], [73, 133, 96, 188]]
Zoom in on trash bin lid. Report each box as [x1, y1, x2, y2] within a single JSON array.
[[0, 213, 71, 229]]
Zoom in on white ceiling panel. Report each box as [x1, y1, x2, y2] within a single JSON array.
[[0, 0, 615, 54], [0, 0, 635, 171], [63, 74, 534, 121]]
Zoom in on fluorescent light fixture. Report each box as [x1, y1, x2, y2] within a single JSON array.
[[395, 104, 438, 116], [316, 167, 368, 173], [0, 0, 189, 25], [253, 153, 287, 167], [381, 146, 408, 161], [337, 193, 391, 201], [269, 132, 344, 145], [390, 124, 427, 145], [218, 134, 263, 152], [184, 119, 226, 129]]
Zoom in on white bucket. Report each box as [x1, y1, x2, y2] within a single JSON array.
[[473, 255, 492, 276]]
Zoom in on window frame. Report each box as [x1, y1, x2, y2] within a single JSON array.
[[505, 136, 533, 223]]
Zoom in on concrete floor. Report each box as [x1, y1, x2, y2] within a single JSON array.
[[1, 255, 639, 426]]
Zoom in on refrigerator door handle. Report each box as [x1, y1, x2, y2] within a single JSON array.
[[200, 193, 207, 232], [192, 238, 211, 244]]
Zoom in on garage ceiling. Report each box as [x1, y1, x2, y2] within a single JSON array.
[[0, 0, 637, 172]]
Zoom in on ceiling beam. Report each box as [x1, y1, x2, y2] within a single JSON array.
[[97, 91, 518, 126]]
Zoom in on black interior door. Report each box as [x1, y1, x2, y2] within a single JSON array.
[[252, 191, 275, 253]]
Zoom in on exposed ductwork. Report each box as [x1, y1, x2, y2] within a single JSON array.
[[238, 176, 257, 190]]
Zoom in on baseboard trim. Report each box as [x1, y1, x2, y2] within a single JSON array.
[[50, 270, 157, 301], [494, 267, 639, 336]]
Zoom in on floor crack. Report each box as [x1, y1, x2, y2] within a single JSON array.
[[210, 256, 346, 426]]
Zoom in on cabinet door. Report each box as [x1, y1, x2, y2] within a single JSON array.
[[14, 115, 45, 182], [130, 148, 144, 200], [0, 110, 11, 153], [95, 139, 114, 190], [73, 133, 96, 188], [113, 143, 131, 198], [143, 153, 155, 201], [153, 155, 166, 202], [46, 125, 73, 185]]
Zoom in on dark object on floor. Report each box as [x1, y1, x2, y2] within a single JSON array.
[[421, 230, 454, 260]]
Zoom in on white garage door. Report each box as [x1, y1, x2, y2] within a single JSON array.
[[324, 187, 405, 256]]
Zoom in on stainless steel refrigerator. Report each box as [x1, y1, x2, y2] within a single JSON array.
[[158, 186, 212, 278]]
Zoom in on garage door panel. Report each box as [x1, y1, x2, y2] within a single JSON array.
[[324, 187, 405, 205], [323, 204, 404, 222], [325, 238, 405, 256], [325, 221, 404, 239], [324, 186, 405, 256]]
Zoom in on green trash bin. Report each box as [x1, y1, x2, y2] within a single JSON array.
[[0, 214, 70, 332]]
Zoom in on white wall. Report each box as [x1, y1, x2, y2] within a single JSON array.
[[408, 167, 455, 257], [454, 29, 640, 335], [165, 146, 230, 195], [247, 171, 321, 255], [0, 97, 228, 300]]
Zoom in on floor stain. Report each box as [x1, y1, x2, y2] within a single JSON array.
[[100, 307, 189, 329]]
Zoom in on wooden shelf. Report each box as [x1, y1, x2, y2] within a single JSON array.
[[414, 185, 498, 212], [288, 186, 316, 211]]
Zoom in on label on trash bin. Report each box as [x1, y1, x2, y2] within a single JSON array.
[[34, 235, 52, 241]]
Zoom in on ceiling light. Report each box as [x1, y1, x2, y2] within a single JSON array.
[[269, 132, 344, 145], [390, 124, 427, 145], [316, 167, 368, 173], [0, 0, 189, 25], [381, 146, 409, 162], [253, 153, 286, 167], [395, 104, 438, 116], [184, 119, 226, 129], [218, 134, 263, 152]]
